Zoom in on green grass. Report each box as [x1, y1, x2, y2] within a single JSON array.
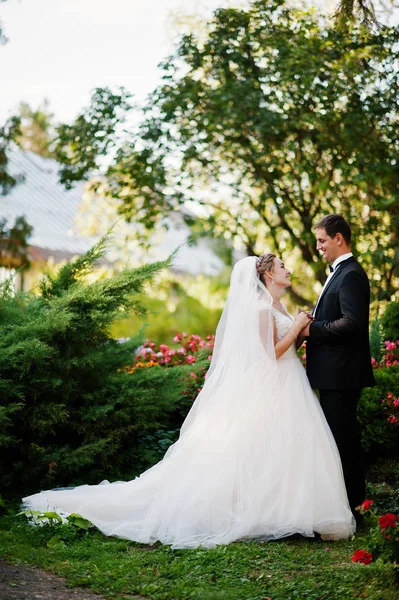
[[0, 513, 397, 600]]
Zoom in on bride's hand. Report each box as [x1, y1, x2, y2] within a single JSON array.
[[293, 311, 313, 331]]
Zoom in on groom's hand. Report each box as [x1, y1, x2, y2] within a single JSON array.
[[301, 313, 314, 338]]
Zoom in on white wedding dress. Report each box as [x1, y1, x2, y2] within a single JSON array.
[[23, 257, 355, 548]]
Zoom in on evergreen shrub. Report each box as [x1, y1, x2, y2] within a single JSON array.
[[0, 240, 190, 494]]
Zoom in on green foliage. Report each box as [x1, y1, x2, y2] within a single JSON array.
[[54, 87, 132, 189], [0, 215, 33, 269], [380, 302, 399, 342], [367, 484, 399, 516], [0, 238, 182, 493], [15, 100, 56, 158], [112, 283, 223, 342], [0, 114, 22, 195], [335, 0, 377, 28], [358, 366, 399, 460], [54, 2, 399, 303], [0, 511, 397, 600], [369, 319, 384, 363]]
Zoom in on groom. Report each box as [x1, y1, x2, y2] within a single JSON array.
[[302, 214, 375, 518]]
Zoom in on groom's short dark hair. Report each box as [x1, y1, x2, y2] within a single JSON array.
[[315, 214, 351, 245]]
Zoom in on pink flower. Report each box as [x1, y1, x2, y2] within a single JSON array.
[[159, 344, 169, 354], [173, 334, 181, 343], [141, 347, 154, 355], [371, 357, 377, 367], [387, 415, 399, 424], [189, 372, 197, 379], [182, 332, 187, 338], [208, 355, 213, 360], [393, 398, 399, 408], [385, 341, 396, 351], [186, 355, 196, 364]]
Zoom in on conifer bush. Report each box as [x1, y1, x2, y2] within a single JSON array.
[[0, 240, 190, 494]]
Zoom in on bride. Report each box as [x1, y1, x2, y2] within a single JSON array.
[[23, 254, 355, 548]]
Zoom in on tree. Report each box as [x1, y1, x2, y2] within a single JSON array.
[[0, 115, 21, 195], [335, 0, 378, 26], [15, 100, 56, 158], [54, 1, 399, 303], [0, 0, 9, 46], [0, 238, 178, 492], [0, 215, 32, 268]]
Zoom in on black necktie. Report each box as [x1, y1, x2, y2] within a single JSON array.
[[329, 265, 334, 273]]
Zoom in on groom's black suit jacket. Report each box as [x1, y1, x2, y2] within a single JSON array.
[[306, 257, 375, 390]]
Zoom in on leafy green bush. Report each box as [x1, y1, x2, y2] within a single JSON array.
[[0, 239, 192, 494], [380, 301, 399, 342], [369, 319, 384, 363], [118, 334, 214, 473], [358, 365, 399, 462]]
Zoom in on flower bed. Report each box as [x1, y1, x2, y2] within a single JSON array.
[[122, 332, 215, 394], [352, 500, 399, 577]]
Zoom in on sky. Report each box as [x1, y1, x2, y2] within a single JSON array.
[[2, 0, 396, 124], [0, 0, 245, 124]]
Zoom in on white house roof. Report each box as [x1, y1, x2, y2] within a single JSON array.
[[1, 149, 92, 254], [0, 150, 225, 275]]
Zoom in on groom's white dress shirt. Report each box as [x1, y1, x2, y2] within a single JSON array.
[[313, 252, 353, 316]]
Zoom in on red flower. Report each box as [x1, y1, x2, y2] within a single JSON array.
[[378, 513, 397, 530], [359, 499, 374, 513], [352, 549, 373, 565]]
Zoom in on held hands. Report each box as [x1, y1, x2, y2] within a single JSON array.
[[293, 311, 312, 330], [292, 309, 314, 338]]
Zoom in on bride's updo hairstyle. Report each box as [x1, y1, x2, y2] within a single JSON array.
[[256, 252, 276, 286]]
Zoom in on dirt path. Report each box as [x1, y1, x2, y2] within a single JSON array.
[[0, 559, 145, 600]]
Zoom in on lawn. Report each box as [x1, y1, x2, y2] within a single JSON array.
[[0, 513, 397, 600]]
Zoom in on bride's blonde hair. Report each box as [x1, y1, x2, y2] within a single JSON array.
[[256, 252, 276, 285]]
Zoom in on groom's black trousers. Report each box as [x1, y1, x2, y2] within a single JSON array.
[[318, 389, 365, 514]]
